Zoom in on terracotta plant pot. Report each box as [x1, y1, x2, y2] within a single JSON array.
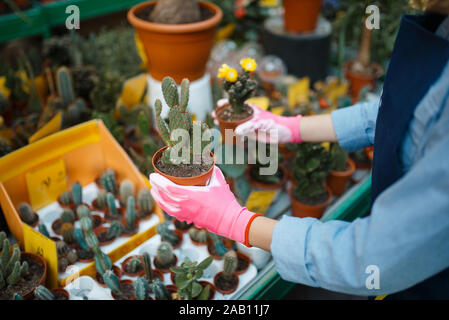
[[50, 288, 70, 300], [111, 279, 137, 300], [121, 255, 145, 277], [120, 217, 140, 238], [246, 165, 288, 190], [365, 146, 374, 162], [20, 253, 47, 300], [235, 251, 251, 275], [196, 281, 216, 300], [279, 143, 295, 160], [344, 61, 383, 101], [215, 102, 254, 145], [283, 0, 323, 33], [152, 146, 215, 186], [127, 1, 223, 84], [154, 254, 178, 273], [166, 284, 179, 300], [213, 272, 239, 295], [289, 185, 332, 219], [51, 219, 63, 235], [326, 158, 356, 197], [94, 226, 118, 246], [95, 265, 122, 288]]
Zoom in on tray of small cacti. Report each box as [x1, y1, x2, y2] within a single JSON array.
[[0, 119, 164, 287], [63, 218, 258, 300]]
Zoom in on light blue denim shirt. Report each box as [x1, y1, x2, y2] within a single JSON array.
[[271, 18, 449, 296]]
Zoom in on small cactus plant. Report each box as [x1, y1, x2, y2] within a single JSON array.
[[124, 196, 136, 232], [125, 256, 142, 274], [330, 143, 348, 172], [142, 252, 153, 282], [106, 221, 123, 240], [56, 241, 77, 271], [154, 77, 212, 167], [0, 235, 29, 291], [103, 269, 122, 295], [95, 190, 108, 209], [17, 202, 37, 226], [100, 169, 117, 195], [80, 216, 93, 233], [134, 277, 150, 300], [119, 179, 134, 206], [171, 256, 213, 300], [94, 247, 113, 276], [189, 228, 208, 244], [156, 222, 179, 247], [222, 250, 238, 281], [74, 228, 89, 251], [59, 191, 73, 205], [61, 223, 75, 244], [34, 285, 55, 300], [71, 182, 83, 206], [155, 241, 175, 268], [85, 231, 100, 250], [137, 188, 154, 217], [150, 278, 171, 300], [60, 209, 75, 224], [76, 205, 91, 220], [107, 192, 119, 218]]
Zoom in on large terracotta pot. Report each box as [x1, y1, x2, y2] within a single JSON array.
[[127, 1, 223, 84], [283, 0, 323, 33], [344, 61, 383, 101], [327, 158, 356, 197], [152, 146, 215, 186], [289, 185, 332, 219]]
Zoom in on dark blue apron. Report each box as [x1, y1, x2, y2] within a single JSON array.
[[371, 13, 449, 299]]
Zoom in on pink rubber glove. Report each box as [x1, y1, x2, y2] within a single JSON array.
[[213, 98, 303, 144], [149, 166, 261, 246]]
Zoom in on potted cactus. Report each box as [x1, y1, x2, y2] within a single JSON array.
[[121, 255, 145, 277], [127, 0, 222, 84], [171, 256, 215, 300], [0, 232, 47, 300], [152, 77, 215, 186], [91, 189, 108, 213], [134, 276, 170, 300], [16, 202, 39, 228], [289, 143, 333, 219], [153, 241, 177, 273], [121, 196, 139, 236], [215, 59, 258, 144], [33, 285, 70, 300], [94, 220, 123, 246], [327, 143, 356, 196], [74, 228, 95, 263], [119, 180, 134, 207], [136, 188, 154, 220], [104, 269, 136, 300], [283, 0, 323, 33], [105, 192, 125, 221], [213, 250, 239, 295], [56, 240, 77, 273], [188, 227, 208, 246], [156, 222, 183, 249], [57, 182, 83, 210], [174, 218, 193, 233], [97, 169, 118, 196], [51, 209, 75, 235]]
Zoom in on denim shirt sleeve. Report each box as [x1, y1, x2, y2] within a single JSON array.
[[331, 99, 380, 152], [271, 131, 449, 296]]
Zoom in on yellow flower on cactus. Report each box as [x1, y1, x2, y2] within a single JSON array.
[[217, 64, 231, 79], [225, 68, 238, 83], [240, 58, 257, 72]]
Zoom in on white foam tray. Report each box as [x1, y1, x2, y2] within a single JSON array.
[[34, 182, 160, 280]]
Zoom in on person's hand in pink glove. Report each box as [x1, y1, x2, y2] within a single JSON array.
[[149, 166, 261, 247], [212, 98, 302, 144]]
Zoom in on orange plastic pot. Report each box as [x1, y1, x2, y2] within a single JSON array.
[[344, 61, 383, 101], [152, 146, 215, 186], [326, 158, 356, 197], [283, 0, 323, 33], [127, 1, 223, 84], [215, 103, 254, 145], [288, 185, 332, 219]]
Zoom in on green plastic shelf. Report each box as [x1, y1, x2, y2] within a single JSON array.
[[238, 174, 372, 300], [0, 0, 143, 44]]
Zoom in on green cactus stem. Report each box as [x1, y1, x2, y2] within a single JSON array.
[[95, 190, 108, 209], [197, 284, 211, 300], [103, 269, 122, 294], [142, 252, 153, 282], [222, 65, 258, 114], [59, 191, 73, 205], [107, 221, 122, 240], [71, 182, 83, 206], [85, 231, 99, 250], [0, 240, 29, 291], [330, 143, 348, 172], [222, 250, 238, 281], [34, 285, 55, 300], [150, 278, 170, 300], [38, 224, 50, 238], [100, 169, 117, 195], [134, 277, 149, 300], [17, 203, 37, 225], [56, 66, 75, 108], [94, 248, 112, 276], [137, 189, 154, 217], [119, 179, 134, 206], [61, 223, 75, 244], [189, 228, 208, 244], [107, 192, 118, 218], [126, 256, 142, 274], [74, 228, 89, 251], [56, 241, 69, 257], [125, 196, 136, 231], [156, 222, 179, 247], [61, 209, 75, 224], [155, 241, 175, 267], [80, 216, 93, 232], [76, 205, 91, 220]]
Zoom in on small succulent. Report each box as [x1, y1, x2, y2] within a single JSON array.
[[59, 191, 73, 205], [103, 269, 122, 295], [71, 182, 83, 206], [171, 256, 213, 300], [155, 241, 175, 267], [76, 205, 91, 220], [17, 202, 37, 225], [61, 223, 75, 244], [94, 247, 113, 276], [60, 209, 75, 224], [119, 179, 134, 206], [330, 143, 348, 172], [74, 228, 89, 251], [222, 250, 238, 281], [150, 278, 171, 300], [107, 192, 119, 218], [95, 190, 108, 209], [125, 196, 136, 232], [107, 221, 123, 240], [80, 216, 93, 233], [0, 236, 29, 291], [156, 222, 179, 246], [142, 252, 153, 282], [100, 169, 117, 195], [134, 277, 150, 300], [126, 256, 142, 274], [34, 285, 55, 300], [137, 189, 154, 217], [56, 241, 77, 272], [189, 228, 208, 244]]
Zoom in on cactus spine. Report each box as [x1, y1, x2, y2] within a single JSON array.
[[34, 285, 55, 300], [119, 179, 134, 206], [17, 203, 37, 225], [103, 269, 122, 294], [71, 182, 83, 206], [156, 241, 174, 267], [223, 250, 238, 281], [134, 277, 149, 300]]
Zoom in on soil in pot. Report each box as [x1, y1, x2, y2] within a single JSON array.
[[105, 207, 125, 222], [155, 158, 213, 179], [235, 252, 250, 275], [0, 253, 46, 300], [76, 248, 94, 263], [214, 272, 239, 295], [137, 1, 214, 24], [111, 280, 136, 300]]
